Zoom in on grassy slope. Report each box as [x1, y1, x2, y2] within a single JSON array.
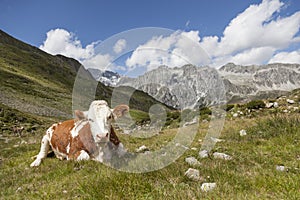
[[1, 97, 299, 199], [0, 29, 170, 119]]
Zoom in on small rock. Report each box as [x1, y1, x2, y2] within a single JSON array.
[[201, 182, 216, 192], [191, 147, 197, 151], [20, 140, 27, 145], [239, 129, 247, 136], [213, 152, 232, 160], [283, 109, 288, 113], [136, 145, 149, 153], [62, 190, 68, 194], [293, 107, 299, 111], [287, 99, 295, 104], [184, 168, 202, 181], [199, 150, 209, 158], [273, 102, 279, 108], [265, 102, 274, 108], [210, 137, 224, 143], [233, 113, 238, 118], [185, 157, 201, 167], [16, 187, 22, 193], [276, 165, 286, 172]]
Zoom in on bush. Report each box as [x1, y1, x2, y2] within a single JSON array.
[[200, 107, 212, 115], [225, 104, 235, 111], [245, 100, 265, 110]]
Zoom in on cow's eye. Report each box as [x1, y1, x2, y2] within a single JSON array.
[[108, 115, 113, 120]]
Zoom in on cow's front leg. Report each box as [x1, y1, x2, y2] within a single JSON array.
[[30, 135, 50, 167]]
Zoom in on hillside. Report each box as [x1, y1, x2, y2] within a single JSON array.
[[0, 29, 170, 120]]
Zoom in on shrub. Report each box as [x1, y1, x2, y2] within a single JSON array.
[[245, 100, 265, 110]]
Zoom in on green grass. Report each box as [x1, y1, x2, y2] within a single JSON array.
[[1, 112, 299, 199]]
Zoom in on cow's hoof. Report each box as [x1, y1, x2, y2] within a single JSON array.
[[30, 159, 41, 167]]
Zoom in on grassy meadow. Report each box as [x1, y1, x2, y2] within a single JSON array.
[[0, 102, 299, 199]]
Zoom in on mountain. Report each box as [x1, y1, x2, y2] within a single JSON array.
[[219, 63, 300, 103], [87, 68, 121, 86], [117, 63, 300, 108], [118, 65, 226, 109], [0, 29, 171, 120]]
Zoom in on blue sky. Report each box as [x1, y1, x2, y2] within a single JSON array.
[[1, 0, 300, 75]]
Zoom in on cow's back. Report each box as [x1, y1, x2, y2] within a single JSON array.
[[48, 119, 98, 160], [49, 120, 74, 159]]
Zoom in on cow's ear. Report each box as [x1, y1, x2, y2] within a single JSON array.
[[74, 110, 87, 120], [112, 105, 129, 119]]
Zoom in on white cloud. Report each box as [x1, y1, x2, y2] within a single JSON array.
[[269, 50, 300, 64], [126, 0, 300, 70], [40, 0, 300, 75], [40, 28, 96, 60], [113, 39, 127, 54], [125, 30, 210, 71], [81, 54, 113, 70]]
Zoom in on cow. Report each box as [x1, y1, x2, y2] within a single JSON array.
[[30, 100, 129, 167]]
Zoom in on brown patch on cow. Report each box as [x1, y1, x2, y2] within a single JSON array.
[[109, 127, 120, 146], [113, 105, 129, 118], [50, 120, 74, 155], [68, 123, 98, 159]]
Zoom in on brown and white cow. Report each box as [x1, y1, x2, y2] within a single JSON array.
[[30, 100, 129, 167]]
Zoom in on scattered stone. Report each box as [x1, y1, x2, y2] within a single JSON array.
[[184, 168, 202, 181], [191, 147, 197, 151], [273, 102, 279, 108], [185, 157, 201, 167], [210, 137, 224, 143], [239, 129, 247, 136], [16, 187, 22, 193], [136, 145, 149, 153], [20, 140, 27, 145], [199, 150, 209, 158], [201, 182, 216, 192], [293, 107, 299, 111], [62, 190, 68, 194], [287, 99, 295, 104], [232, 113, 238, 118], [213, 152, 232, 160], [283, 109, 288, 113], [265, 102, 274, 108], [276, 165, 286, 172]]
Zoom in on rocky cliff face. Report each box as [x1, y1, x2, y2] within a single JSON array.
[[118, 65, 226, 109], [116, 63, 300, 108], [219, 63, 300, 103]]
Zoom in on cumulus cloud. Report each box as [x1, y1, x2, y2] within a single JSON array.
[[205, 0, 300, 66], [81, 54, 113, 70], [40, 28, 116, 71], [125, 30, 210, 71], [40, 28, 96, 60], [269, 50, 300, 64], [40, 0, 300, 74], [126, 0, 300, 70], [113, 39, 127, 54]]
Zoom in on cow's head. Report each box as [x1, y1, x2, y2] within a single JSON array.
[[75, 100, 129, 143]]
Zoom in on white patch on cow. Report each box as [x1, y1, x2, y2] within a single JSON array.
[[53, 147, 67, 160], [87, 100, 113, 143], [46, 123, 56, 138], [71, 120, 89, 138], [77, 150, 90, 161], [66, 143, 70, 154]]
